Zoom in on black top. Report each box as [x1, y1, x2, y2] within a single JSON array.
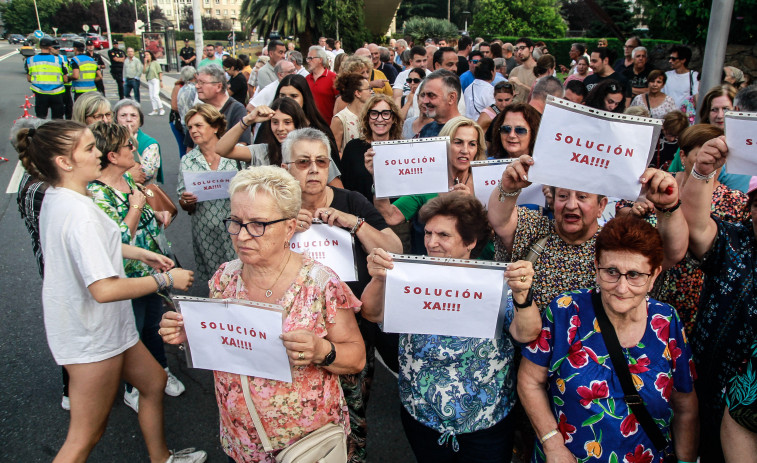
[[107, 48, 126, 70], [613, 58, 632, 74], [228, 73, 247, 105], [622, 64, 655, 90], [220, 97, 251, 144], [583, 71, 631, 97], [456, 55, 469, 76], [87, 50, 105, 68], [340, 139, 374, 202], [378, 62, 398, 85], [179, 46, 196, 66], [329, 186, 389, 297]]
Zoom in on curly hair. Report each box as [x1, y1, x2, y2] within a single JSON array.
[[184, 103, 228, 139], [335, 73, 367, 104], [419, 192, 492, 258]]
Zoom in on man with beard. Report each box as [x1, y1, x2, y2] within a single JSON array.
[[508, 37, 537, 103], [417, 69, 462, 138]]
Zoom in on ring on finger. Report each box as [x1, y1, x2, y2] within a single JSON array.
[[520, 275, 527, 283], [298, 351, 305, 360]]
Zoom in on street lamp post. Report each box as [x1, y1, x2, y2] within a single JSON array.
[[103, 0, 114, 48], [32, 0, 42, 31]]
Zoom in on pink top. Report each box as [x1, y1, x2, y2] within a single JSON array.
[[210, 257, 360, 462]]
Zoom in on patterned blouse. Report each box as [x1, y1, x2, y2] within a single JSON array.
[[88, 173, 164, 278], [399, 298, 517, 447], [690, 218, 757, 448], [629, 94, 678, 119], [334, 107, 361, 150], [210, 258, 360, 463], [494, 207, 598, 310], [614, 184, 748, 336], [524, 289, 694, 463]]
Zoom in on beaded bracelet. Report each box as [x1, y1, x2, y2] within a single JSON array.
[[691, 166, 716, 182], [164, 272, 174, 291], [498, 183, 521, 202]]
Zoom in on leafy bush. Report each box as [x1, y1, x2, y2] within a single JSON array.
[[403, 17, 460, 43]]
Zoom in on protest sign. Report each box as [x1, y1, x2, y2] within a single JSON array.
[[372, 137, 449, 198], [182, 170, 238, 202], [725, 111, 757, 176], [528, 97, 661, 200], [471, 159, 545, 208], [383, 254, 508, 339], [290, 222, 357, 281], [174, 296, 292, 383]]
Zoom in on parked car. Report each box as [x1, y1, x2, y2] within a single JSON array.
[[83, 33, 109, 49], [25, 33, 54, 45], [8, 34, 25, 44]]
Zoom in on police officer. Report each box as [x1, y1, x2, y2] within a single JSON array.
[[50, 42, 74, 119], [85, 38, 106, 95], [26, 37, 66, 119], [108, 39, 126, 99], [70, 41, 100, 100], [179, 38, 196, 67]]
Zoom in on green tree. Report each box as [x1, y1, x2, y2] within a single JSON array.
[[639, 0, 756, 44], [403, 17, 459, 43], [0, 0, 62, 34], [585, 0, 635, 38], [319, 0, 371, 51], [240, 0, 319, 48], [471, 0, 567, 38]]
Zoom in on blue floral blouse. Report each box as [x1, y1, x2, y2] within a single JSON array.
[[398, 296, 517, 448], [523, 289, 694, 463]]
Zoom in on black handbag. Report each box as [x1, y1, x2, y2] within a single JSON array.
[[590, 289, 676, 461]]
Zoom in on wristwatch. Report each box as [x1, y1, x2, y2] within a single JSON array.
[[317, 341, 336, 367], [513, 287, 534, 311]]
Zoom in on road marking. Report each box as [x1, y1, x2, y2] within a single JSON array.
[[5, 161, 25, 194], [0, 49, 20, 63]]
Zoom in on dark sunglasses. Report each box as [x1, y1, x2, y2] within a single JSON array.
[[668, 56, 681, 61], [494, 82, 513, 91], [406, 77, 422, 84], [499, 125, 528, 136], [469, 59, 481, 64], [286, 158, 330, 169]]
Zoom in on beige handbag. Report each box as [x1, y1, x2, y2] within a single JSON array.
[[240, 375, 348, 463]]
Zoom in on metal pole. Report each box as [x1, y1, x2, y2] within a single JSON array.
[[146, 0, 152, 32], [33, 0, 42, 31], [696, 0, 734, 120], [192, 0, 204, 64], [447, 0, 451, 22], [103, 0, 113, 49]]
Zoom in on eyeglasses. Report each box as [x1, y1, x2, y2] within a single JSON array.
[[668, 56, 681, 61], [624, 45, 636, 49], [90, 111, 112, 120], [224, 217, 290, 237], [469, 59, 481, 64], [195, 80, 220, 86], [305, 56, 319, 61], [406, 77, 422, 84], [499, 125, 529, 136], [122, 140, 135, 150], [597, 267, 652, 286], [368, 109, 393, 120], [514, 46, 528, 51], [286, 157, 331, 169]]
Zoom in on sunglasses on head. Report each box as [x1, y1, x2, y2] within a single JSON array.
[[499, 125, 528, 136], [406, 77, 422, 84]]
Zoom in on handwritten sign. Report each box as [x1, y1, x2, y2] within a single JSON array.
[[383, 255, 508, 339], [471, 160, 546, 208], [725, 112, 757, 176], [290, 222, 357, 281], [175, 296, 292, 383], [372, 137, 449, 198], [528, 97, 661, 200], [183, 170, 238, 202]]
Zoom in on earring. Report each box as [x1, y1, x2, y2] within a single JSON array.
[[284, 241, 289, 248], [66, 166, 73, 171]]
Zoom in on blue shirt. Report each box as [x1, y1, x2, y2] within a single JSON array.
[[460, 70, 474, 92]]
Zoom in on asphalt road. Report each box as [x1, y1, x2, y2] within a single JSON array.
[[0, 42, 412, 462]]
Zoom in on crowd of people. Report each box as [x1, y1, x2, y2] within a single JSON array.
[[16, 31, 757, 463]]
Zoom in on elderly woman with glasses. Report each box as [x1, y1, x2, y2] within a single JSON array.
[[177, 104, 239, 285], [71, 92, 112, 125], [518, 197, 699, 462], [160, 164, 366, 463], [114, 98, 162, 185]]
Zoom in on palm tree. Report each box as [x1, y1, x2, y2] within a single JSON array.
[[240, 0, 319, 49]]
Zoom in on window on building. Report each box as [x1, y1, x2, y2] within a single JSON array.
[[216, 9, 220, 14]]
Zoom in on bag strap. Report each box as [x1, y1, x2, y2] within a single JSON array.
[[590, 289, 669, 452], [525, 236, 549, 264], [240, 374, 275, 453]]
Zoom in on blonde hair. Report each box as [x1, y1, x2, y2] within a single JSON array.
[[438, 116, 486, 161], [228, 166, 302, 218], [72, 92, 111, 125], [341, 55, 372, 74], [184, 103, 228, 138]]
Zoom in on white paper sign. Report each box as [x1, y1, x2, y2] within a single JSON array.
[[471, 160, 546, 208], [383, 256, 507, 339], [290, 223, 357, 281], [528, 97, 661, 200], [372, 137, 449, 198], [183, 170, 238, 202], [176, 297, 292, 383], [725, 112, 757, 176]]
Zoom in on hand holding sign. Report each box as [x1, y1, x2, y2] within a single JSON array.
[[296, 208, 314, 232], [281, 330, 328, 367], [364, 147, 376, 175], [315, 207, 358, 230], [160, 311, 188, 345], [640, 168, 678, 209], [502, 155, 535, 192], [366, 248, 394, 282]]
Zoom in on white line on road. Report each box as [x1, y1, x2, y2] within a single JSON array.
[[0, 49, 20, 63], [5, 160, 25, 194]]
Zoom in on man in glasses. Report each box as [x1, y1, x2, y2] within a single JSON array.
[[306, 46, 339, 121], [584, 47, 631, 105], [662, 45, 698, 107], [196, 64, 251, 144], [458, 50, 482, 92], [613, 36, 642, 73], [249, 59, 295, 109], [508, 37, 538, 103], [198, 44, 219, 69]]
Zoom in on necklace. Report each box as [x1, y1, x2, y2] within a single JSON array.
[[249, 252, 292, 298]]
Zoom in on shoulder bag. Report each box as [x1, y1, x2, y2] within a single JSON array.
[[590, 289, 676, 461], [239, 375, 348, 463], [139, 183, 178, 222]]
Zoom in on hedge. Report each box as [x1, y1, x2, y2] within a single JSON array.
[[491, 36, 681, 68]]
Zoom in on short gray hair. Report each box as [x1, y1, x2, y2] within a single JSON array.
[[281, 127, 332, 164], [289, 50, 303, 66], [532, 76, 564, 101], [228, 166, 302, 219], [632, 46, 647, 58], [179, 66, 198, 83], [274, 59, 293, 75], [308, 46, 330, 69], [378, 46, 391, 62], [198, 64, 228, 91], [396, 39, 408, 48], [493, 58, 506, 70], [113, 98, 144, 127], [735, 84, 757, 111], [426, 69, 461, 103]]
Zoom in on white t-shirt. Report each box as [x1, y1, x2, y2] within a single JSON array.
[[251, 79, 279, 107], [463, 79, 495, 120], [296, 67, 309, 77], [40, 187, 139, 365], [662, 70, 699, 107]]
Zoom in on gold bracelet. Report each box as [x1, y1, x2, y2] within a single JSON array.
[[131, 204, 143, 211]]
